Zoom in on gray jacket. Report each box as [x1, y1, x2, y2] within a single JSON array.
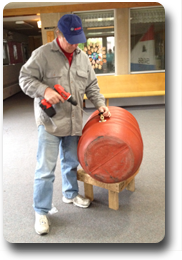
[[19, 39, 105, 136]]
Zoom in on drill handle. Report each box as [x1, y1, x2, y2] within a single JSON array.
[[54, 84, 71, 101], [40, 99, 52, 109]]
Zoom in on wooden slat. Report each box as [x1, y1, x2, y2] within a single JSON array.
[[77, 169, 121, 192], [3, 2, 162, 17], [84, 73, 165, 99], [77, 168, 139, 193], [102, 91, 165, 98]]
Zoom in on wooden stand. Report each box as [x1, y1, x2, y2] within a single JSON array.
[[77, 169, 139, 210]]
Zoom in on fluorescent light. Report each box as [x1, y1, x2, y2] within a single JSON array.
[[15, 21, 25, 24], [87, 26, 114, 30], [88, 31, 114, 35], [85, 17, 114, 22], [37, 20, 41, 28]]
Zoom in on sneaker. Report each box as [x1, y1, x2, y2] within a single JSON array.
[[62, 194, 90, 208], [34, 212, 49, 235]]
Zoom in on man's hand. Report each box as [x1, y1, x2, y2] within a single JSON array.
[[98, 106, 111, 117], [44, 87, 65, 105]]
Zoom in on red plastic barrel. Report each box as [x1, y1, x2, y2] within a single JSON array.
[[77, 106, 143, 183]]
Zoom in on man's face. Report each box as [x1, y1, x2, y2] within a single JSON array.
[[58, 36, 78, 53]]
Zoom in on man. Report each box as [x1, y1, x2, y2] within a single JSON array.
[[19, 14, 111, 235]]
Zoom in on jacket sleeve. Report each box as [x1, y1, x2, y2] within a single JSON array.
[[85, 59, 106, 108], [19, 50, 48, 99]]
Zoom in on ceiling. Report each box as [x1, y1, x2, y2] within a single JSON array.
[[3, 2, 80, 9], [3, 2, 83, 36], [3, 15, 42, 36]]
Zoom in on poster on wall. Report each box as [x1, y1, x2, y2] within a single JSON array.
[[8, 41, 23, 64], [83, 42, 107, 71], [131, 25, 156, 71]]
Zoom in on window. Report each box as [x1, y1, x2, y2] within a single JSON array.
[[130, 7, 165, 72], [75, 11, 115, 75]]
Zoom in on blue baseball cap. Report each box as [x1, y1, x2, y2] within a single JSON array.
[[57, 14, 86, 44]]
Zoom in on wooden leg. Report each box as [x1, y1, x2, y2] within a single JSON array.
[[126, 178, 135, 192], [84, 183, 94, 201], [108, 190, 119, 210]]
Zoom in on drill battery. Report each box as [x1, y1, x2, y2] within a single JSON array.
[[39, 99, 56, 117]]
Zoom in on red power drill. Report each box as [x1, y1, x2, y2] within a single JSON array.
[[39, 84, 78, 117]]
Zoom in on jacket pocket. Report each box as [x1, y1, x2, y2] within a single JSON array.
[[76, 70, 88, 79], [44, 72, 63, 88]]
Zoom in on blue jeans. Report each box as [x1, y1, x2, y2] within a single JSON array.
[[33, 125, 79, 215]]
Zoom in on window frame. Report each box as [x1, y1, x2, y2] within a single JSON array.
[[129, 6, 165, 74]]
